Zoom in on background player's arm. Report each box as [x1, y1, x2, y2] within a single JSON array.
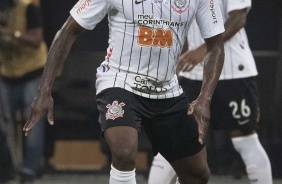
[[23, 16, 85, 134], [222, 8, 248, 42], [178, 8, 248, 72]]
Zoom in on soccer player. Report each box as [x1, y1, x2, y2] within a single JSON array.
[[23, 0, 225, 183], [148, 0, 273, 184]]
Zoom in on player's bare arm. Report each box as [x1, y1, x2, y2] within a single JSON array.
[[23, 16, 85, 135], [222, 8, 248, 42], [188, 34, 224, 144], [178, 8, 248, 72]]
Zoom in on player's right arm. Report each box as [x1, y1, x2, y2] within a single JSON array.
[[24, 0, 111, 135], [23, 16, 85, 135], [188, 34, 224, 144]]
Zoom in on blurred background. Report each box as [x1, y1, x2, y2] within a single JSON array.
[[1, 0, 282, 183]]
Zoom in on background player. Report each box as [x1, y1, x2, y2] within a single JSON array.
[[148, 0, 272, 184], [23, 0, 225, 183]]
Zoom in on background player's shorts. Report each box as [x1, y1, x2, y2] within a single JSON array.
[[178, 77, 260, 133], [96, 87, 204, 161]]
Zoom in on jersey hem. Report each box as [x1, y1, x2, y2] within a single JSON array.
[[96, 85, 183, 99], [179, 72, 258, 81]]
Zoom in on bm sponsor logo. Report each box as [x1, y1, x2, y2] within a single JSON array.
[[137, 27, 173, 48]]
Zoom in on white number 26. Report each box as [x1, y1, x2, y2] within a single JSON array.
[[229, 99, 251, 119]]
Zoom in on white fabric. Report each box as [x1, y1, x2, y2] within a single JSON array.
[[70, 0, 224, 99], [110, 165, 136, 184], [232, 133, 273, 184], [179, 0, 258, 80], [148, 153, 176, 184], [175, 177, 180, 184], [227, 0, 252, 13]]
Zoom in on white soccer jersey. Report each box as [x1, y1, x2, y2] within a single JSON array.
[[70, 0, 224, 99], [179, 0, 258, 81]]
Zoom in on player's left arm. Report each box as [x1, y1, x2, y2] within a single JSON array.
[[184, 0, 225, 144], [188, 33, 224, 144]]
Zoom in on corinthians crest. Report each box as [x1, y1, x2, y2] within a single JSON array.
[[106, 101, 125, 120], [171, 0, 189, 14]]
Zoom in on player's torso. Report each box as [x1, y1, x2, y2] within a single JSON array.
[[105, 0, 198, 77], [97, 0, 199, 98]]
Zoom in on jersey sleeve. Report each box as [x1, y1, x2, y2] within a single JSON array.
[[195, 0, 225, 39], [227, 0, 251, 13], [70, 0, 111, 30]]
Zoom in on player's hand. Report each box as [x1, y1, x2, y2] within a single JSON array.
[[176, 46, 206, 75], [188, 97, 210, 144], [23, 91, 54, 136]]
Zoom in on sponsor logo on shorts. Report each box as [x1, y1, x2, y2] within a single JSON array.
[[237, 119, 250, 125], [106, 101, 125, 120]]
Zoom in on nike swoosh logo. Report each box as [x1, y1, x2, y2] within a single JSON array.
[[135, 0, 147, 4], [238, 119, 250, 125]]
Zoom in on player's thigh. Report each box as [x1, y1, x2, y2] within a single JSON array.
[[96, 87, 142, 131], [143, 95, 204, 162], [104, 126, 138, 160]]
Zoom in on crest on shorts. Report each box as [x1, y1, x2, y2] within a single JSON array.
[[106, 101, 125, 120], [171, 0, 189, 14]]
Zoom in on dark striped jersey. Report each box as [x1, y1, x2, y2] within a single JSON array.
[[70, 0, 224, 99]]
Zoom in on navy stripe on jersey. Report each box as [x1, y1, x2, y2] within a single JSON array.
[[123, 0, 137, 89], [155, 3, 164, 99], [113, 0, 127, 88], [136, 1, 146, 97]]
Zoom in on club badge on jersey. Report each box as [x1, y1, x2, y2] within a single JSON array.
[[171, 0, 189, 14], [106, 101, 126, 120]]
